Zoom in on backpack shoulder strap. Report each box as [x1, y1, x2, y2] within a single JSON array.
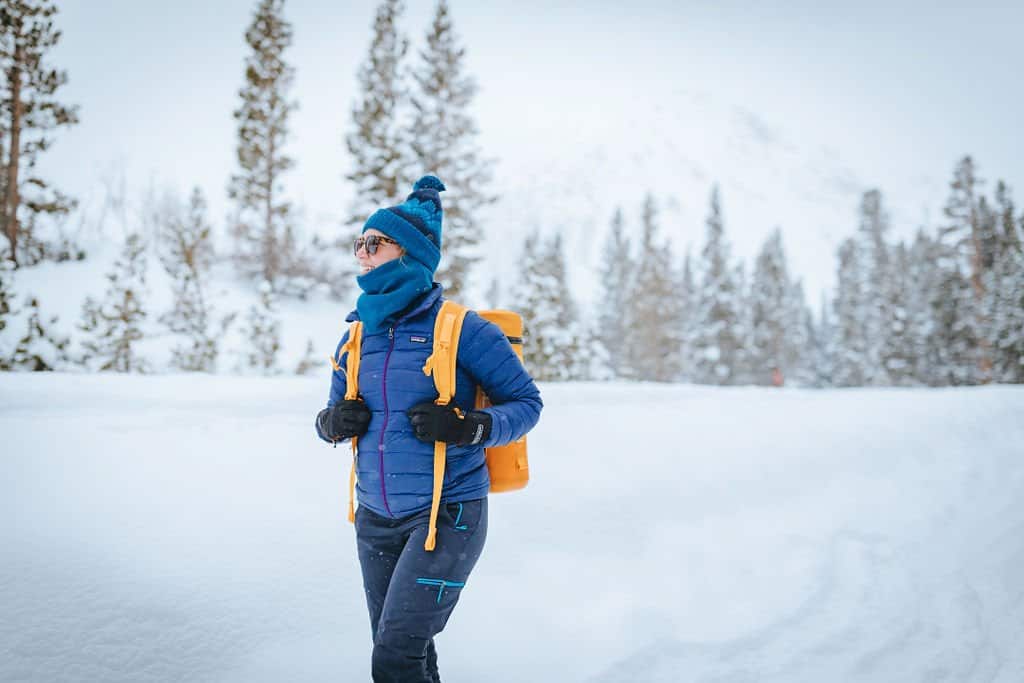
[[421, 300, 469, 551], [338, 320, 363, 523], [423, 300, 469, 404], [341, 321, 363, 400]]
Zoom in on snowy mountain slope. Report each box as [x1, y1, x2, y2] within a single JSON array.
[[477, 87, 945, 310], [3, 376, 1023, 682]]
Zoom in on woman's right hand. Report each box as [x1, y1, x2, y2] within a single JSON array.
[[317, 400, 372, 441]]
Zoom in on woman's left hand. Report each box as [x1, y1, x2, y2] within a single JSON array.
[[406, 402, 491, 446]]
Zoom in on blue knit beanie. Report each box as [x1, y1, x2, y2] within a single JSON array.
[[362, 175, 446, 273]]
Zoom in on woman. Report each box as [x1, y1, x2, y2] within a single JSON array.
[[315, 176, 542, 682]]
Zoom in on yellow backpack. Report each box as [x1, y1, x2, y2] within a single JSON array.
[[333, 301, 530, 551]]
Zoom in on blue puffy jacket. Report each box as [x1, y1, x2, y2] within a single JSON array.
[[316, 285, 543, 518]]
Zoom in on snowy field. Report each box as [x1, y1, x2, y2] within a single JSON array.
[[3, 374, 1024, 682]]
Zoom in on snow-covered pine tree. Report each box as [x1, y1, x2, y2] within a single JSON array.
[[748, 228, 801, 385], [408, 0, 494, 299], [9, 296, 68, 370], [833, 238, 868, 387], [692, 186, 744, 385], [905, 229, 943, 385], [303, 233, 356, 302], [987, 245, 1024, 384], [932, 263, 979, 386], [628, 195, 682, 382], [856, 189, 891, 385], [576, 317, 613, 382], [0, 258, 13, 334], [677, 248, 698, 382], [346, 0, 410, 227], [594, 207, 633, 379], [809, 293, 837, 387], [937, 156, 990, 382], [986, 181, 1024, 383], [787, 281, 816, 387], [0, 262, 14, 368], [880, 241, 915, 385], [295, 338, 319, 375], [0, 0, 79, 267], [994, 181, 1021, 256], [78, 233, 149, 373], [239, 280, 281, 375], [484, 276, 501, 309], [514, 230, 583, 381], [159, 188, 217, 372], [228, 0, 297, 287], [939, 157, 981, 277]]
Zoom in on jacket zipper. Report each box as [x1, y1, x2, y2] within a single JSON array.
[[379, 326, 396, 517]]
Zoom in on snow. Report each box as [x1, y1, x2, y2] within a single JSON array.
[[3, 375, 1024, 681]]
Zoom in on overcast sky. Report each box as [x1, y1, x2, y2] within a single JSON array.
[[40, 0, 1024, 296]]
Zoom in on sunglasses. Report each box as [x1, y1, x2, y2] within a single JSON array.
[[353, 234, 398, 255]]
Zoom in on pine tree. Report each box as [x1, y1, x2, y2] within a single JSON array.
[[677, 248, 697, 382], [78, 233, 149, 373], [856, 189, 891, 385], [295, 338, 319, 375], [514, 230, 583, 381], [905, 230, 942, 385], [938, 156, 990, 382], [484, 276, 501, 308], [809, 293, 837, 387], [408, 0, 495, 299], [346, 0, 410, 226], [881, 242, 914, 385], [692, 186, 744, 385], [932, 263, 979, 386], [594, 207, 633, 378], [986, 182, 1024, 383], [939, 156, 981, 277], [159, 188, 217, 372], [733, 261, 755, 385], [787, 282, 815, 387], [748, 228, 800, 385], [228, 0, 297, 287], [833, 238, 868, 387], [0, 0, 79, 266], [994, 180, 1021, 257], [9, 295, 67, 370], [987, 246, 1024, 383], [239, 280, 281, 375], [0, 259, 18, 368], [0, 257, 13, 333], [628, 195, 682, 382]]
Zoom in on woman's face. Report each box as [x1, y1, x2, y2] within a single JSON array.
[[355, 228, 403, 274]]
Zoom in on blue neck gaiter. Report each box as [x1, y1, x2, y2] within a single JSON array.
[[356, 258, 433, 333]]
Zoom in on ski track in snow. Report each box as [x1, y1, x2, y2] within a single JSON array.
[[2, 376, 1024, 682], [585, 393, 1024, 683]]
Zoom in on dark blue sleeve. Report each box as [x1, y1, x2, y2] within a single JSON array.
[[315, 329, 351, 444], [457, 312, 543, 447]]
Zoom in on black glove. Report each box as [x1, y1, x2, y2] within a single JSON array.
[[406, 401, 492, 446], [317, 399, 371, 441]]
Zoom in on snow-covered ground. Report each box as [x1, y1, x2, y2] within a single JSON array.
[[3, 375, 1024, 682]]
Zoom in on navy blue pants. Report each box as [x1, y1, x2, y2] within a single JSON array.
[[355, 498, 488, 683]]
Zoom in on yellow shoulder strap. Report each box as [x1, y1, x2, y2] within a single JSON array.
[[338, 321, 363, 523], [421, 301, 469, 551]]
